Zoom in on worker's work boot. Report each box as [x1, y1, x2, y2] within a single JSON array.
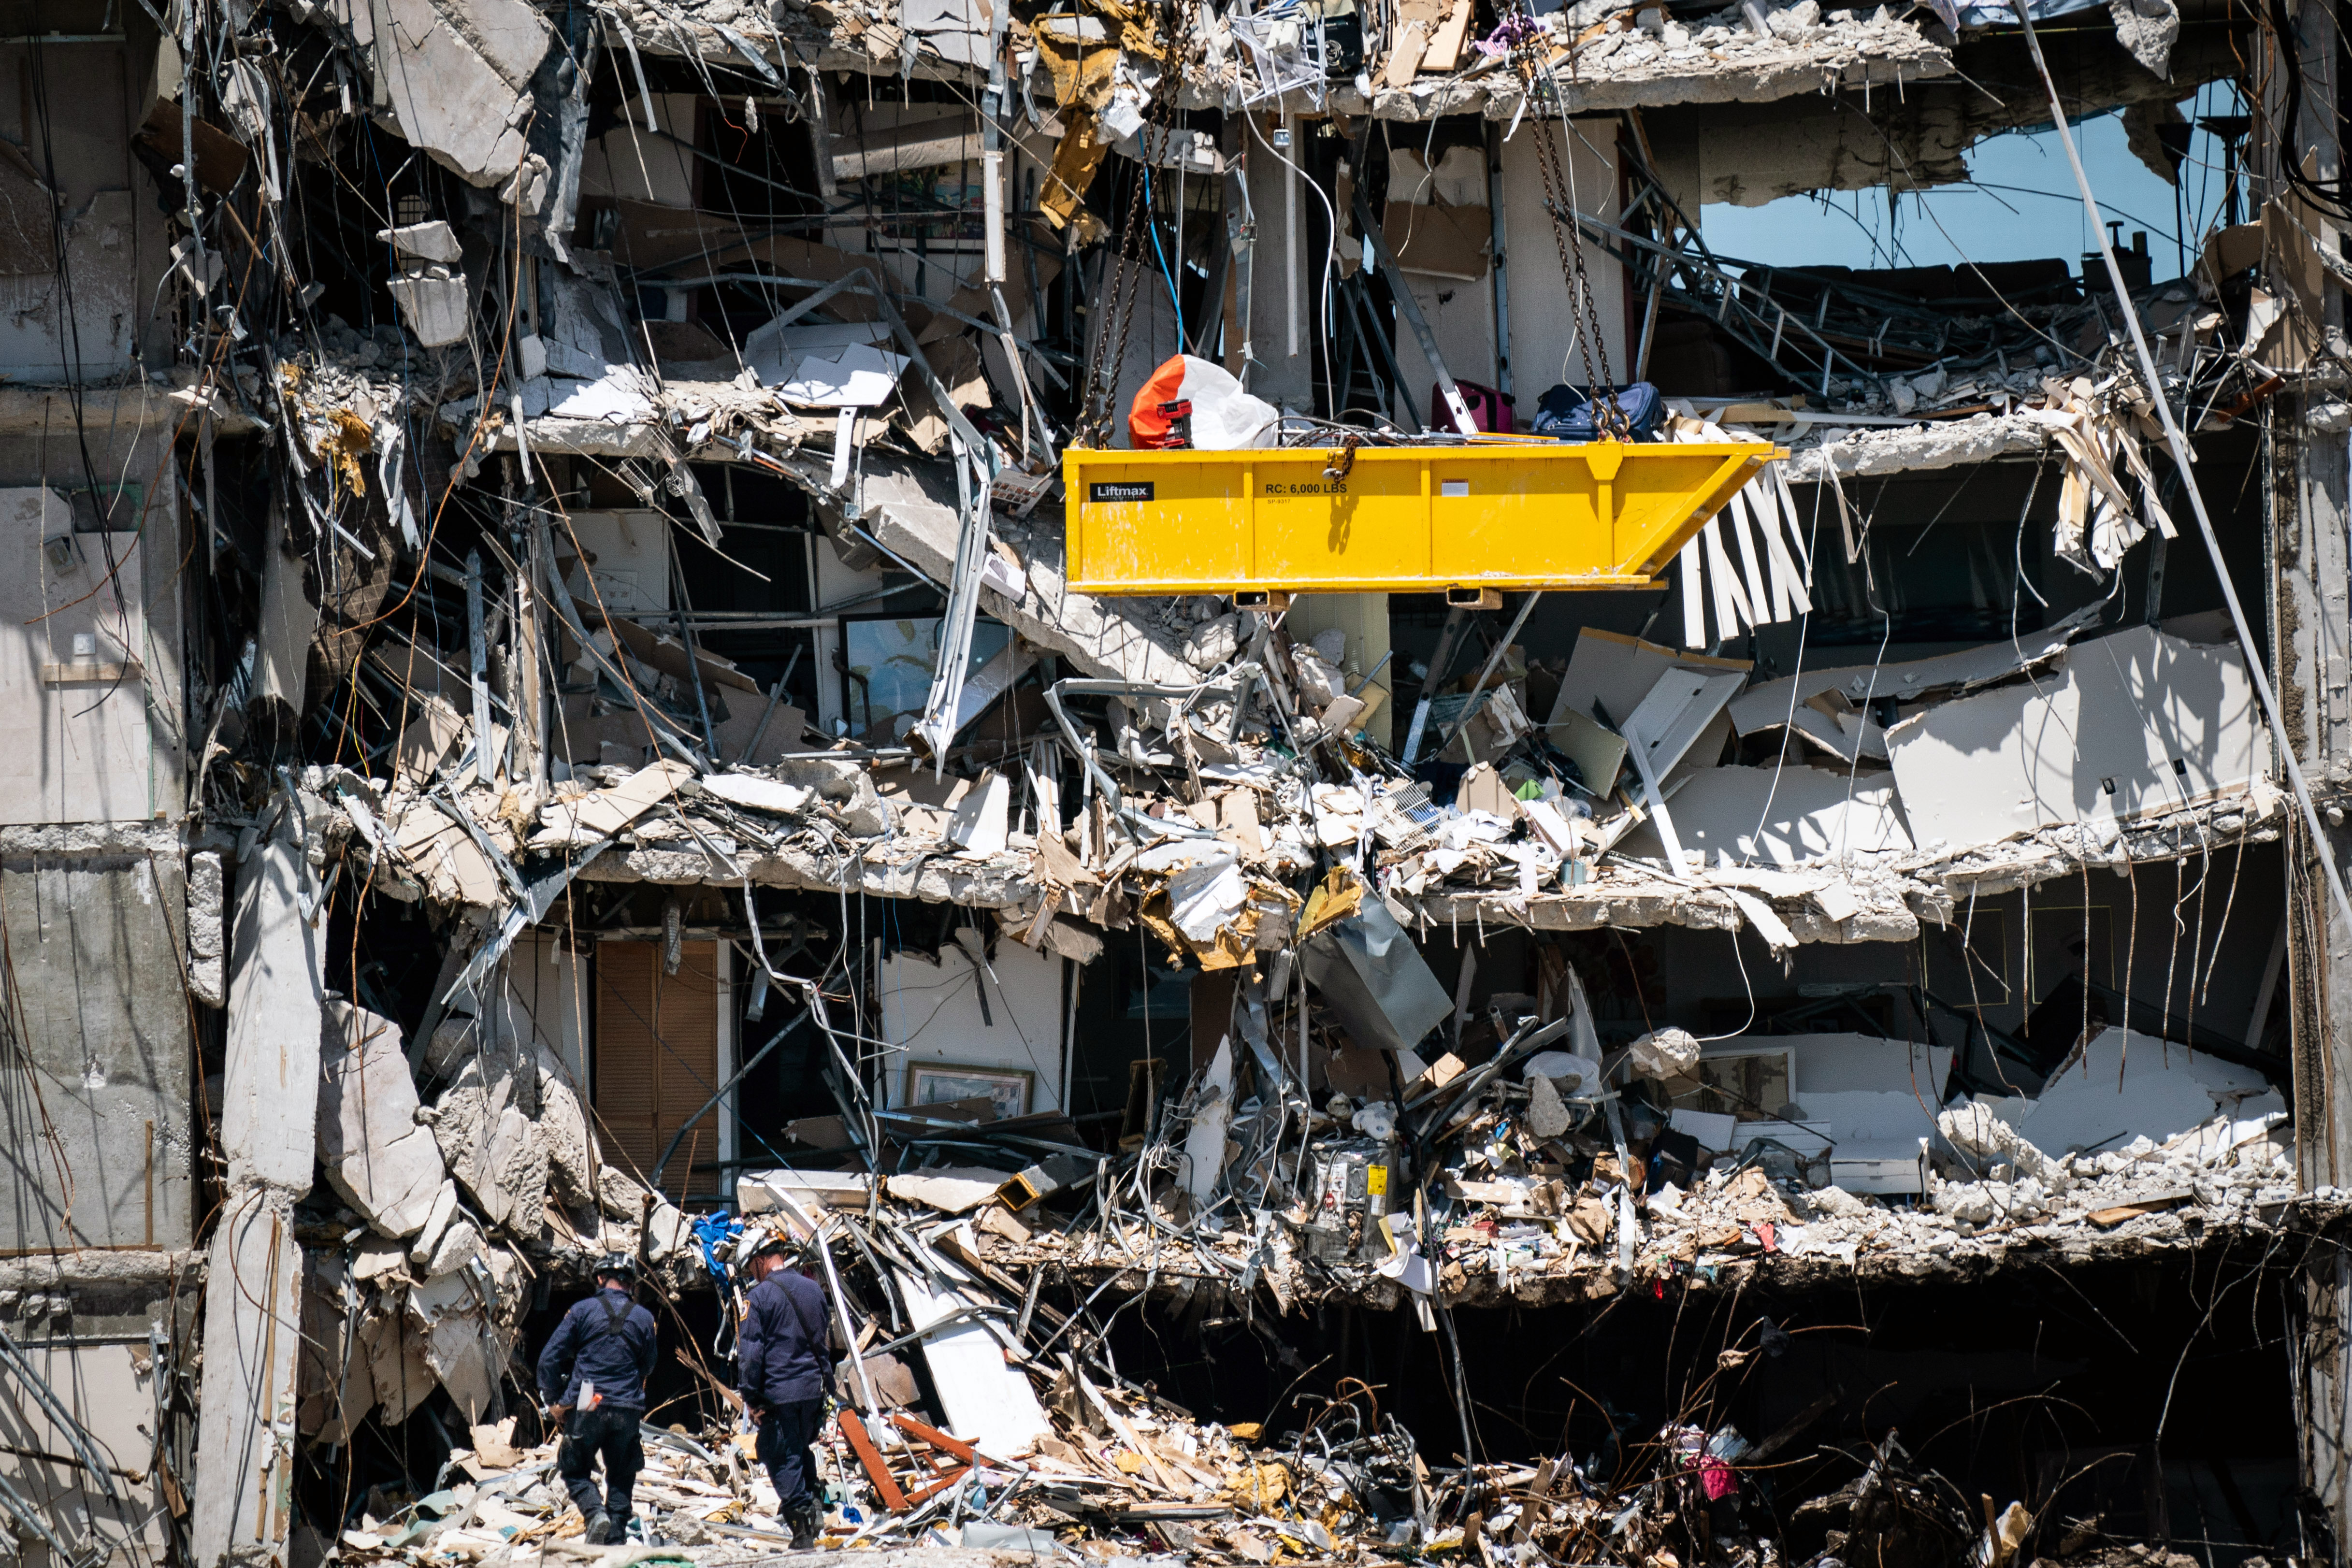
[[789, 1502, 821, 1550], [584, 1509, 612, 1545]]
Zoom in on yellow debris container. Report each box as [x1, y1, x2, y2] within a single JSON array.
[[1063, 437, 1783, 596]]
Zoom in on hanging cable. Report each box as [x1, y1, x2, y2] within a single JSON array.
[[2008, 0, 2352, 942]]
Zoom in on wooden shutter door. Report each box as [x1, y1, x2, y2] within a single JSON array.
[[593, 941, 722, 1203]]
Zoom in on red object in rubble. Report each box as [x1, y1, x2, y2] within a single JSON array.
[[1437, 379, 1513, 433], [1129, 357, 1198, 448]]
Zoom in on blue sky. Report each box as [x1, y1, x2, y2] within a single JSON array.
[[1700, 80, 2246, 281]]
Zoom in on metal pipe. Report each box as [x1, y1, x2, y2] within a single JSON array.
[[1423, 591, 1544, 765], [1042, 670, 1255, 842]]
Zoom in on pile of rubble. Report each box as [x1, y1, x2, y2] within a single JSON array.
[[739, 990, 2313, 1313], [307, 530, 2278, 1002], [314, 1052, 2325, 1568]]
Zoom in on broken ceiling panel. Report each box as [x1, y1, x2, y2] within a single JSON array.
[[1617, 762, 1913, 868], [1886, 624, 2262, 851]]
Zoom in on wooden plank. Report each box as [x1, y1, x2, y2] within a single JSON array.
[[1512, 1458, 1558, 1543], [1420, 0, 1474, 72], [903, 1463, 974, 1506], [41, 660, 143, 683], [2087, 1189, 2193, 1228], [836, 1409, 911, 1512], [892, 1413, 981, 1465], [1381, 21, 1429, 84]]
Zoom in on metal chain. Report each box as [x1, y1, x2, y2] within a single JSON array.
[[1506, 0, 1630, 439], [1079, 128, 1160, 445], [1077, 0, 1206, 447]]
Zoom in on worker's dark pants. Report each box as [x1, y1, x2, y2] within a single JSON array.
[[756, 1399, 825, 1514], [559, 1407, 645, 1526]]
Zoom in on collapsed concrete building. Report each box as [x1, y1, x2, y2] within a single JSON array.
[[5, 0, 2352, 1561]]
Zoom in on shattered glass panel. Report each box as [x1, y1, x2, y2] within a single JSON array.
[[842, 615, 1010, 739], [1128, 965, 1195, 1019]]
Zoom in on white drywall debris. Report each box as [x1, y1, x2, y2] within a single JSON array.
[[1981, 1027, 2278, 1154], [1183, 1038, 1237, 1203], [1617, 764, 1912, 868], [948, 770, 1012, 854], [701, 775, 816, 817], [1888, 626, 2260, 850], [885, 1167, 1012, 1213], [1549, 628, 1751, 740], [1767, 1033, 1952, 1157], [1169, 854, 1248, 943], [1669, 1108, 1740, 1152], [1726, 888, 1797, 952], [894, 1266, 1053, 1457], [1624, 667, 1748, 781]]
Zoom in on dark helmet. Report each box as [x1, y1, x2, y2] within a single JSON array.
[[593, 1252, 638, 1283]]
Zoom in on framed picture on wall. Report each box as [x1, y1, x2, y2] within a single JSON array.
[[906, 1063, 1032, 1121]]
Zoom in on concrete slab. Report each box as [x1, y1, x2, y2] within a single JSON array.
[[318, 1002, 444, 1238]]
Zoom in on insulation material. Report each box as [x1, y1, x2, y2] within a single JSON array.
[[1886, 625, 2261, 850]]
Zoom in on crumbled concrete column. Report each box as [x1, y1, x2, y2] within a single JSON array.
[[193, 801, 324, 1568], [191, 1191, 306, 1567], [188, 848, 227, 1008], [422, 1032, 548, 1242], [318, 1002, 443, 1237], [246, 505, 321, 746], [217, 806, 324, 1195]]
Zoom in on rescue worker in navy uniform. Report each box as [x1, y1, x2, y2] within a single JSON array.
[[536, 1253, 659, 1544], [737, 1236, 837, 1548]]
